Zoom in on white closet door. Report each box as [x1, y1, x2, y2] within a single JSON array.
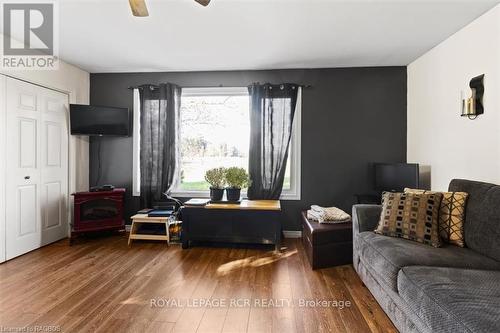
[[40, 87, 69, 245], [5, 77, 69, 260], [0, 76, 6, 263], [5, 78, 43, 260]]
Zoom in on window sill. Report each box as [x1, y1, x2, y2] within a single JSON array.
[[167, 190, 300, 201], [279, 192, 301, 201], [170, 190, 211, 199]]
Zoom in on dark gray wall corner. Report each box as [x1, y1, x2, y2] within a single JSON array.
[[89, 67, 407, 230]]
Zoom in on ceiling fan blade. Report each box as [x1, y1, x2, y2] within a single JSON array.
[[194, 0, 211, 6], [129, 0, 149, 17]]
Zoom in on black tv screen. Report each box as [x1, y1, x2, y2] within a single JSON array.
[[374, 163, 419, 192], [70, 104, 130, 136]]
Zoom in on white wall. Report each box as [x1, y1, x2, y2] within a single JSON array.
[[407, 5, 500, 191]]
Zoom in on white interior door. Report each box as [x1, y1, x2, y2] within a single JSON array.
[[5, 77, 69, 260], [0, 76, 6, 263], [5, 78, 43, 260], [40, 87, 69, 245]]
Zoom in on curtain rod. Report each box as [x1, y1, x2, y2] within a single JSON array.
[[127, 83, 312, 90]]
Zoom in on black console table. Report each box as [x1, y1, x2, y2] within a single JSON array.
[[180, 200, 282, 251]]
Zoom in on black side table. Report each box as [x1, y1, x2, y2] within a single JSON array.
[[301, 211, 353, 269]]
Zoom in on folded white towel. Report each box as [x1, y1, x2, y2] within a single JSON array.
[[311, 205, 325, 213], [307, 210, 322, 221], [307, 209, 350, 224], [308, 206, 351, 223]]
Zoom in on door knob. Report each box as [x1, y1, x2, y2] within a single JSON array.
[[24, 176, 30, 180]]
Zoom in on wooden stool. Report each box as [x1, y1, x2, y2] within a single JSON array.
[[129, 214, 170, 246]]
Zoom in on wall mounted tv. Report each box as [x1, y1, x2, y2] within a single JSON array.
[[374, 163, 419, 192], [70, 104, 130, 136]]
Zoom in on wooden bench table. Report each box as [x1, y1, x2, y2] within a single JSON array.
[[128, 214, 170, 246], [180, 200, 282, 250]]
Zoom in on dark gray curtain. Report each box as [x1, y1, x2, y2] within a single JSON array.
[[247, 83, 299, 200], [139, 83, 181, 208]]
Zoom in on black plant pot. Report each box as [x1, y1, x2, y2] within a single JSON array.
[[210, 188, 224, 201], [226, 188, 241, 202]]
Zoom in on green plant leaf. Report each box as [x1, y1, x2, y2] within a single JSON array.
[[225, 167, 251, 189], [204, 167, 226, 189]]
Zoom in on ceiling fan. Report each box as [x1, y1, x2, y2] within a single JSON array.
[[129, 0, 211, 17]]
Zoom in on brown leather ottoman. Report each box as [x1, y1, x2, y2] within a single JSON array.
[[301, 211, 353, 269]]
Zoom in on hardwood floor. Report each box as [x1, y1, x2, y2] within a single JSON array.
[[0, 235, 396, 333]]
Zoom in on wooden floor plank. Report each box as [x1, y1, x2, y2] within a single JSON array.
[[196, 280, 232, 333], [321, 268, 372, 333], [287, 239, 343, 333], [0, 235, 396, 333], [336, 266, 398, 333], [28, 244, 160, 328], [247, 283, 272, 333]]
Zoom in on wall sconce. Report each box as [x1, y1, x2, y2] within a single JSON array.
[[461, 74, 484, 120]]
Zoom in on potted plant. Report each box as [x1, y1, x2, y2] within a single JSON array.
[[205, 167, 226, 201], [225, 167, 251, 202]]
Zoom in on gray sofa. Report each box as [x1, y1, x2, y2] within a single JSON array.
[[352, 179, 500, 333]]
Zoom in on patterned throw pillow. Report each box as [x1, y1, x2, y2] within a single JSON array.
[[374, 192, 443, 247], [404, 188, 468, 247]]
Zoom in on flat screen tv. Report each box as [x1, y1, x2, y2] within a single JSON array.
[[374, 163, 419, 192], [70, 104, 130, 136]]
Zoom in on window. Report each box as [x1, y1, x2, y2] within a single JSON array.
[[133, 87, 301, 200]]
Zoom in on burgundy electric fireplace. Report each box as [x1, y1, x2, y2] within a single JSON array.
[[71, 188, 125, 243]]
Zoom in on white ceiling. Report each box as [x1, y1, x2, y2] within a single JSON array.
[[55, 0, 499, 73]]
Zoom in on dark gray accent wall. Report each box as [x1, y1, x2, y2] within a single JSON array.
[[89, 67, 407, 231]]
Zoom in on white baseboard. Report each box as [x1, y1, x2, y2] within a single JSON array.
[[283, 230, 302, 238]]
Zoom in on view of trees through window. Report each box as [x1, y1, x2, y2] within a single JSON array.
[[178, 92, 291, 192]]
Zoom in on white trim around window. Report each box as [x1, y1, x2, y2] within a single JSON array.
[[182, 86, 248, 97], [132, 88, 141, 196], [280, 87, 302, 200], [132, 86, 302, 200]]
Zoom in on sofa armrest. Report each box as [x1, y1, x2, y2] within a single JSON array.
[[352, 204, 382, 235]]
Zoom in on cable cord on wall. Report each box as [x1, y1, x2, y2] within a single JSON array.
[[95, 139, 102, 187]]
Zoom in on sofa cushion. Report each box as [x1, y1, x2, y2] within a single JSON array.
[[398, 266, 500, 333], [375, 192, 442, 247], [405, 188, 468, 247], [449, 179, 500, 261], [356, 231, 500, 291]]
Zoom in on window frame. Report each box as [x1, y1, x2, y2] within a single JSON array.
[[281, 87, 302, 200], [132, 88, 141, 197], [133, 86, 302, 200]]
